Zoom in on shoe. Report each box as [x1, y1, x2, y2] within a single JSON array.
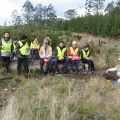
[[55, 71, 59, 74], [70, 70, 74, 74]]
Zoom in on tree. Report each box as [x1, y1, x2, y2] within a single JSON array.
[[11, 10, 18, 25], [85, 0, 105, 15], [14, 16, 23, 26], [64, 9, 77, 19], [104, 1, 114, 14], [22, 0, 34, 24]]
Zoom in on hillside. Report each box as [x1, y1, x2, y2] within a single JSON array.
[[0, 31, 120, 120]]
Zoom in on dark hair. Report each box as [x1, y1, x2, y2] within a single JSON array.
[[21, 34, 27, 40], [13, 38, 18, 41], [84, 45, 90, 49], [4, 32, 10, 35], [60, 41, 64, 44]]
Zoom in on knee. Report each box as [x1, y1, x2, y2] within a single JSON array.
[[54, 58, 58, 63]]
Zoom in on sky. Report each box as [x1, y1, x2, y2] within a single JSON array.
[[0, 0, 117, 25]]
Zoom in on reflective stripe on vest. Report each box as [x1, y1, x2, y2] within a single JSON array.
[[13, 43, 16, 50], [19, 41, 29, 55], [82, 49, 90, 59], [57, 47, 66, 58], [68, 47, 78, 58], [30, 42, 40, 50], [1, 39, 12, 53]]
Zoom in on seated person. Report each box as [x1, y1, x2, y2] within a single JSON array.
[[81, 45, 95, 71], [39, 39, 52, 74], [54, 41, 67, 74], [30, 37, 40, 59], [66, 41, 80, 74], [105, 58, 120, 82]]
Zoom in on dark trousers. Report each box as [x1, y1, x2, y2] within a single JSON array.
[[82, 59, 95, 71], [40, 59, 53, 73], [54, 58, 66, 72], [17, 57, 29, 74], [66, 58, 79, 72], [0, 56, 10, 72], [31, 49, 38, 59], [106, 71, 119, 80]]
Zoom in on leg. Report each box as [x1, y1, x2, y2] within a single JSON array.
[[106, 71, 119, 80], [40, 59, 44, 73], [71, 60, 75, 71], [82, 59, 92, 71], [65, 58, 70, 69], [0, 56, 5, 67], [54, 58, 59, 72], [23, 58, 29, 74], [91, 60, 95, 71], [75, 60, 79, 72], [34, 50, 39, 59], [17, 57, 23, 74], [48, 59, 53, 72], [5, 57, 10, 72]]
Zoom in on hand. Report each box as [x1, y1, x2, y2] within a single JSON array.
[[106, 70, 109, 74], [2, 46, 6, 49], [87, 58, 90, 60]]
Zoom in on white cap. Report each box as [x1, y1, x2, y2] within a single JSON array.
[[72, 41, 77, 45], [118, 58, 120, 61]]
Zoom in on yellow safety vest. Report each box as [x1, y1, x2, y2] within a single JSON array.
[[82, 49, 90, 59], [19, 41, 29, 55], [1, 39, 12, 53], [68, 47, 79, 58], [13, 43, 16, 50], [57, 47, 66, 58], [30, 42, 40, 50]]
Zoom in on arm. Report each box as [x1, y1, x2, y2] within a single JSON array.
[[106, 66, 117, 74], [39, 47, 45, 58], [16, 42, 21, 55], [80, 50, 83, 59], [46, 47, 52, 58], [67, 48, 73, 56], [0, 40, 2, 49]]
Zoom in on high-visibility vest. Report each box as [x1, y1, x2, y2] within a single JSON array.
[[57, 47, 66, 58], [1, 39, 12, 53], [18, 41, 29, 55], [68, 47, 79, 58], [82, 49, 90, 59], [30, 42, 40, 50], [13, 43, 16, 50]]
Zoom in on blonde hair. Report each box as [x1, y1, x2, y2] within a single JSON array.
[[44, 37, 51, 45]]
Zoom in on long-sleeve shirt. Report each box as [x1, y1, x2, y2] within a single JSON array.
[[39, 46, 52, 58], [108, 64, 120, 77], [67, 47, 80, 57]]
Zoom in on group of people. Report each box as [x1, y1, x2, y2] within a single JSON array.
[[0, 31, 95, 78]]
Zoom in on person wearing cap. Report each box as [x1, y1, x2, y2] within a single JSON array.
[[39, 39, 52, 74], [81, 45, 95, 71], [105, 58, 120, 82], [66, 41, 80, 74], [16, 34, 29, 76], [0, 32, 14, 73], [54, 41, 67, 74], [30, 37, 40, 59]]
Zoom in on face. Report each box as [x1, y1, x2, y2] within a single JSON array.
[[44, 43, 48, 47], [72, 44, 77, 48], [34, 38, 38, 42], [60, 43, 64, 47], [14, 40, 18, 44], [21, 39, 27, 43], [85, 47, 89, 51], [4, 33, 10, 38]]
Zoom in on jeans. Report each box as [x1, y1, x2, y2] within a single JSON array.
[[106, 71, 119, 80], [17, 57, 29, 74], [65, 58, 79, 72], [54, 58, 66, 72], [82, 59, 95, 71], [31, 49, 38, 59], [0, 56, 10, 72]]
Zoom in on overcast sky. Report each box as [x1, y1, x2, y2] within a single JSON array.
[[0, 0, 117, 25]]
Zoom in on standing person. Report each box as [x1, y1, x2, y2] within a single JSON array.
[[30, 37, 40, 59], [12, 38, 18, 60], [105, 58, 120, 82], [0, 32, 14, 73], [81, 45, 95, 71], [54, 41, 67, 74], [66, 41, 80, 74], [16, 35, 29, 77], [39, 39, 52, 74]]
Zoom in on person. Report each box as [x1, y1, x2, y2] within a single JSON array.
[[66, 41, 80, 74], [12, 38, 18, 60], [16, 34, 29, 77], [54, 41, 67, 74], [39, 39, 52, 74], [44, 37, 51, 45], [105, 58, 120, 82], [81, 45, 95, 71], [0, 32, 14, 73], [30, 37, 40, 59]]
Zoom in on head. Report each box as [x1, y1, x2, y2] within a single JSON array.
[[72, 41, 77, 49], [118, 58, 120, 64], [84, 45, 90, 51], [59, 41, 64, 48], [44, 37, 51, 45], [21, 34, 27, 43], [43, 40, 48, 47], [4, 32, 10, 39], [13, 38, 18, 44], [34, 37, 38, 43]]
